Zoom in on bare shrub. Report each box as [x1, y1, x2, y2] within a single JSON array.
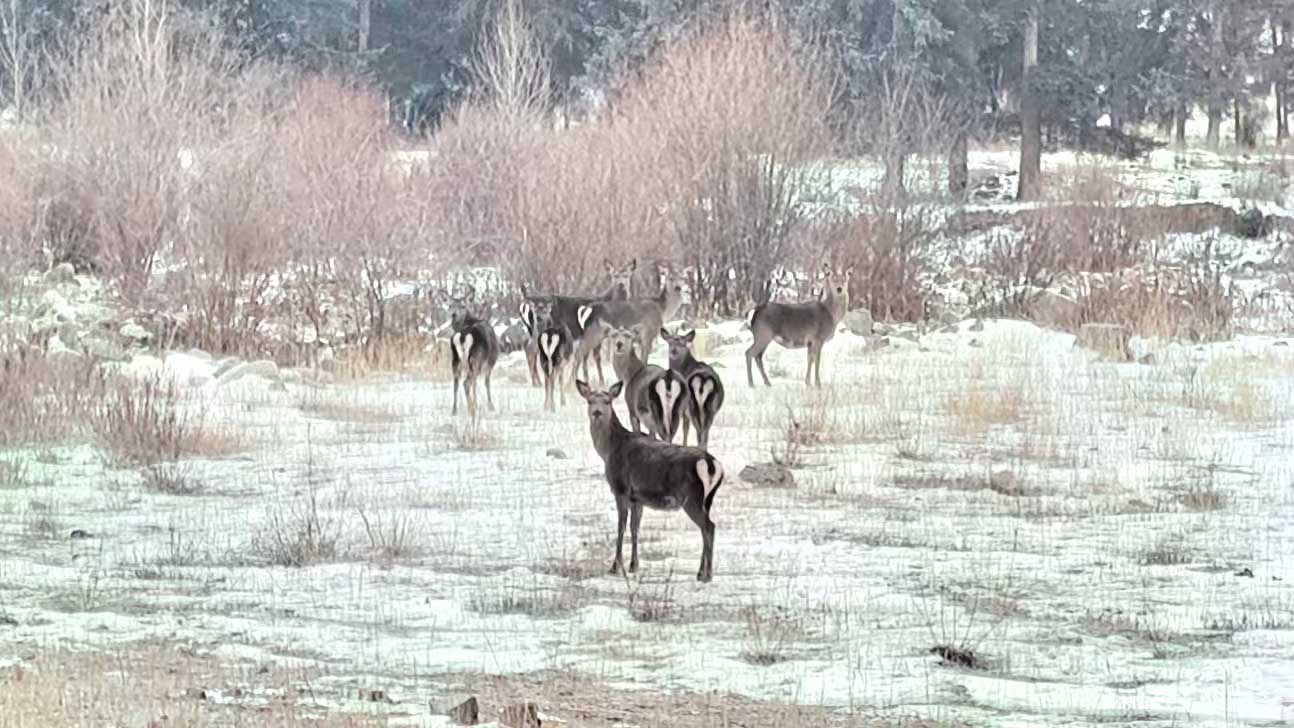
[[738, 604, 802, 666], [825, 201, 942, 322], [251, 489, 343, 567], [36, 0, 248, 297], [141, 463, 202, 496], [88, 375, 192, 466], [0, 350, 103, 447], [357, 507, 423, 560], [621, 17, 837, 314], [433, 14, 835, 313], [0, 136, 40, 278]]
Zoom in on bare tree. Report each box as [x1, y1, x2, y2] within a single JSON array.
[[469, 0, 552, 124], [0, 0, 35, 120]]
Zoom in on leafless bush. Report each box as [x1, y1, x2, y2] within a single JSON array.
[[826, 200, 943, 322], [88, 374, 192, 466], [622, 17, 837, 314], [0, 349, 103, 448], [357, 506, 423, 560], [433, 14, 835, 313], [36, 0, 250, 298], [251, 488, 343, 567]]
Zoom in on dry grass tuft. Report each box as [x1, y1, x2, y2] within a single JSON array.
[[332, 336, 451, 382], [88, 374, 243, 466], [297, 392, 406, 424], [357, 507, 424, 560], [945, 384, 1025, 436], [0, 645, 381, 727], [250, 489, 343, 567]]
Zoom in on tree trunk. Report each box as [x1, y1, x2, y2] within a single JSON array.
[[1235, 98, 1244, 147], [357, 0, 371, 53], [1174, 108, 1187, 148], [882, 152, 907, 203], [1017, 7, 1042, 202], [948, 131, 968, 198], [1206, 103, 1222, 150]]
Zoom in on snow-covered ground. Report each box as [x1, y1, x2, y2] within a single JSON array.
[[2, 316, 1293, 726]]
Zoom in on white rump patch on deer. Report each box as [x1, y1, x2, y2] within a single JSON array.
[[452, 332, 473, 363], [691, 376, 714, 410], [540, 332, 561, 360], [696, 457, 723, 492], [655, 377, 682, 433], [577, 305, 594, 330]]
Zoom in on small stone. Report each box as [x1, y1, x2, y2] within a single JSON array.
[[119, 322, 151, 341], [968, 318, 985, 332], [69, 529, 93, 540], [1235, 567, 1254, 578], [841, 309, 873, 336], [446, 696, 480, 725], [358, 688, 387, 702], [740, 463, 795, 489], [0, 615, 18, 627], [82, 335, 129, 362], [968, 338, 983, 348], [499, 702, 542, 727], [184, 687, 207, 700], [216, 360, 280, 386], [1274, 341, 1289, 348], [545, 448, 568, 460], [1138, 353, 1156, 365], [45, 262, 77, 285]]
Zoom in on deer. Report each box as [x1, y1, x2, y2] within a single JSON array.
[[660, 329, 725, 450], [521, 259, 637, 386], [747, 263, 853, 388], [444, 287, 499, 417], [605, 325, 686, 441], [531, 299, 571, 412], [575, 379, 724, 582], [577, 270, 685, 368]]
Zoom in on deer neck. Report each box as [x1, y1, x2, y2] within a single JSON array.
[[590, 411, 630, 460], [824, 291, 849, 324], [601, 281, 627, 301], [611, 347, 644, 382], [670, 350, 700, 374]]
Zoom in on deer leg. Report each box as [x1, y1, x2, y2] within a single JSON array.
[[611, 494, 628, 575], [485, 367, 496, 411], [451, 362, 462, 416], [815, 347, 824, 388], [682, 411, 691, 446], [629, 502, 643, 574], [593, 344, 605, 385], [755, 351, 772, 387], [526, 341, 540, 386], [465, 371, 478, 417], [682, 498, 715, 582], [804, 342, 816, 386]]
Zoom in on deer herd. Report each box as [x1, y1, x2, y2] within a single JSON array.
[[446, 260, 854, 583]]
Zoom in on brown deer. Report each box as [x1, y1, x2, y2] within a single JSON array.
[[746, 263, 853, 388], [576, 380, 724, 582]]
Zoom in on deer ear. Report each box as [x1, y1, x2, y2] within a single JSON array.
[[684, 330, 695, 343], [608, 381, 624, 399], [576, 380, 592, 400], [821, 262, 832, 273], [629, 258, 637, 272], [844, 266, 854, 279], [659, 328, 670, 340], [604, 259, 614, 274]]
